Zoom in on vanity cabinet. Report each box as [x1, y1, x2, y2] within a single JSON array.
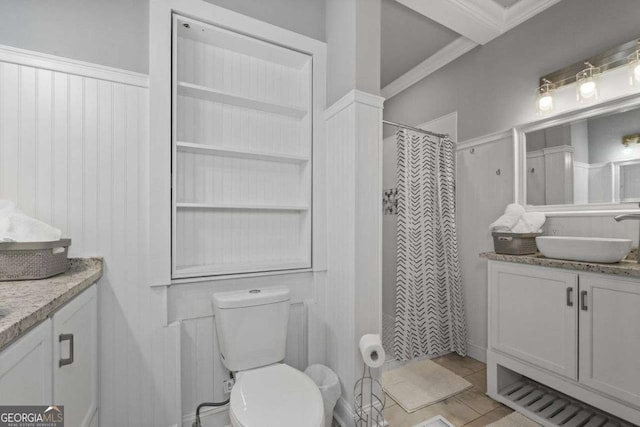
[[578, 275, 640, 406], [0, 285, 97, 426], [488, 261, 640, 424], [489, 263, 578, 380], [0, 319, 53, 404], [53, 285, 98, 427]]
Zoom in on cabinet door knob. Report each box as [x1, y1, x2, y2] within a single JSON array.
[[580, 290, 588, 311], [566, 287, 574, 307], [59, 333, 74, 367]]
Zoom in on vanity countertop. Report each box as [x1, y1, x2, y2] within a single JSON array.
[[0, 258, 103, 350], [480, 251, 640, 278]]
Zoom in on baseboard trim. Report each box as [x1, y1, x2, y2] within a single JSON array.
[[466, 341, 487, 363]]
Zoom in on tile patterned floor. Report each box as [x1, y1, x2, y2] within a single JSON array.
[[382, 353, 514, 427]]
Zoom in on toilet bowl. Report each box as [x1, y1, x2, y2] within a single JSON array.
[[229, 364, 324, 427], [212, 288, 326, 427]]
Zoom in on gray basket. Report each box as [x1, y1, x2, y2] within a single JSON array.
[[492, 232, 541, 255], [0, 239, 71, 281]]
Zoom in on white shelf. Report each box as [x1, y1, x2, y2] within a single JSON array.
[[177, 81, 308, 119], [173, 259, 311, 278], [176, 141, 309, 164], [176, 202, 309, 211]]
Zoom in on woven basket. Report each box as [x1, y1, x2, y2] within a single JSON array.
[[0, 239, 71, 281], [492, 232, 541, 255]]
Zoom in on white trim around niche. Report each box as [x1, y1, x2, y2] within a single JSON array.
[[148, 0, 327, 286], [514, 93, 640, 216]]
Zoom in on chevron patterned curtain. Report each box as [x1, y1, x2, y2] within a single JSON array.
[[394, 129, 467, 361]]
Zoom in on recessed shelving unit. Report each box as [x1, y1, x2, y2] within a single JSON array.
[[176, 202, 309, 211], [177, 82, 308, 119], [172, 14, 313, 278], [176, 141, 309, 164]]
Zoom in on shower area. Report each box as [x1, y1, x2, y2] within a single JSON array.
[[381, 117, 466, 364]]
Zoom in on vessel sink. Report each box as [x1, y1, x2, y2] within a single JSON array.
[[536, 236, 632, 264]]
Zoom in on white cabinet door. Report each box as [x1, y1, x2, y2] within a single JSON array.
[[489, 262, 578, 380], [0, 319, 52, 404], [53, 285, 97, 427], [579, 275, 640, 406]]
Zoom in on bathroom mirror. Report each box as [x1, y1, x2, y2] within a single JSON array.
[[519, 99, 640, 210]]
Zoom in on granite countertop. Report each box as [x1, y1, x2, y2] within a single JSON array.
[[480, 251, 640, 278], [0, 258, 103, 350]]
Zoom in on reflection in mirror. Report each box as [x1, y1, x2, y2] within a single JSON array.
[[525, 105, 640, 206]]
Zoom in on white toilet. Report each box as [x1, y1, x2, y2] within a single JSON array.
[[212, 287, 325, 427]]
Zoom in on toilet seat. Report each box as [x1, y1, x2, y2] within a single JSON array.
[[229, 363, 324, 427]]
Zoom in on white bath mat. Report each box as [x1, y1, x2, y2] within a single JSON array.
[[413, 415, 455, 427], [382, 359, 472, 413], [487, 412, 540, 427]]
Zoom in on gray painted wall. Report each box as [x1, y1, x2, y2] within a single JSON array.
[[0, 0, 325, 74], [0, 0, 149, 73], [384, 0, 640, 141], [326, 0, 380, 105]]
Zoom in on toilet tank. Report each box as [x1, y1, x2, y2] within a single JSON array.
[[212, 288, 290, 372]]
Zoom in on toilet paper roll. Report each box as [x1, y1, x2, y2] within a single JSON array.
[[359, 334, 385, 368]]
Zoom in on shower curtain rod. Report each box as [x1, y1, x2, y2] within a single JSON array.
[[383, 120, 449, 139]]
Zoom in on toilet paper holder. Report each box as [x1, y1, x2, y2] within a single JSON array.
[[353, 364, 386, 427]]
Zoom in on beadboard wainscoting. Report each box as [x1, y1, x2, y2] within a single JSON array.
[[325, 90, 384, 427], [0, 46, 182, 426], [456, 132, 515, 363]]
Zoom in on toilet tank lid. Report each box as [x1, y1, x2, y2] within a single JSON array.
[[212, 287, 290, 309]]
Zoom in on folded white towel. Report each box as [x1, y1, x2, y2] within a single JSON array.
[[489, 204, 526, 232], [0, 200, 62, 242], [511, 212, 546, 234]]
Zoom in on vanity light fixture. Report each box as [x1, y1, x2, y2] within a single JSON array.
[[628, 46, 640, 85], [536, 79, 555, 115], [536, 38, 640, 113], [623, 133, 640, 147], [576, 62, 600, 102]]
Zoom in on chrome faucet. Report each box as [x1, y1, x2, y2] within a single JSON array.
[[614, 213, 640, 262]]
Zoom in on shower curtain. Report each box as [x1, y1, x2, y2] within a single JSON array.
[[394, 129, 467, 360]]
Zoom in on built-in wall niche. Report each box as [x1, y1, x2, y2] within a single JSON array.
[[518, 98, 640, 211], [172, 15, 312, 278]]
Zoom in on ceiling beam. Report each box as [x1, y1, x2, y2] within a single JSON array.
[[396, 0, 503, 44], [396, 0, 564, 45], [381, 37, 478, 99]]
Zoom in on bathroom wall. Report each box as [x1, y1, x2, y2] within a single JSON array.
[[0, 58, 181, 425], [384, 0, 640, 360], [0, 0, 325, 74]]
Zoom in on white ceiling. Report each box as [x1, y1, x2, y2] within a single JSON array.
[[381, 0, 563, 98]]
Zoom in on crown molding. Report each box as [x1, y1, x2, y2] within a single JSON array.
[[381, 37, 478, 99]]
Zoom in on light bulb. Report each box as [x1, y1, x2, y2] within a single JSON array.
[[537, 94, 553, 112], [634, 63, 640, 82], [623, 146, 632, 155], [579, 80, 597, 98]]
